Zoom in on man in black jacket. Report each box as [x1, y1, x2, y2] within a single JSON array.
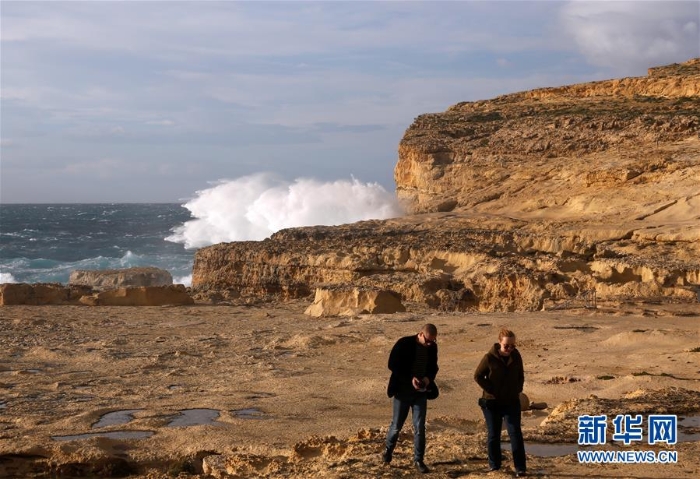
[[382, 323, 439, 474]]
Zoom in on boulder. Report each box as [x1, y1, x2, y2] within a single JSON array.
[[0, 283, 92, 306], [69, 267, 173, 291], [304, 287, 405, 317], [78, 285, 194, 306], [519, 392, 530, 411]]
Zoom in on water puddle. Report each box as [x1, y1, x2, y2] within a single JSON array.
[[518, 443, 580, 457], [1, 369, 41, 375], [679, 416, 700, 442], [520, 422, 700, 458], [167, 408, 222, 427], [232, 408, 267, 420], [52, 431, 154, 441], [92, 409, 142, 429], [680, 416, 700, 428]]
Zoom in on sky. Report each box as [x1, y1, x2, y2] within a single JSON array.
[[1, 1, 698, 204]]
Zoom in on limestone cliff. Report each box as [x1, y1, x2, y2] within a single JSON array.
[[395, 58, 700, 217], [192, 59, 700, 311]]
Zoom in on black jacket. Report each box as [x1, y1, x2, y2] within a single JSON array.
[[386, 334, 439, 398], [474, 343, 524, 406]]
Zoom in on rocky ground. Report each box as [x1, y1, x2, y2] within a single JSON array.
[[1, 300, 699, 478]]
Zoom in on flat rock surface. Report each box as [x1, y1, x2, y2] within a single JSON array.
[[1, 301, 699, 477]]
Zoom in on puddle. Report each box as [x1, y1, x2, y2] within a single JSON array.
[[0, 402, 6, 409], [680, 416, 700, 428], [232, 408, 267, 420], [93, 409, 142, 429], [167, 409, 222, 427], [678, 416, 700, 442], [519, 443, 580, 457], [520, 424, 700, 458], [2, 369, 41, 375], [168, 385, 184, 391], [52, 431, 154, 441]]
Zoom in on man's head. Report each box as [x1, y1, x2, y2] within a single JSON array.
[[418, 323, 438, 347]]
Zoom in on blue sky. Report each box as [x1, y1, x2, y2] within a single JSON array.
[[1, 1, 698, 203]]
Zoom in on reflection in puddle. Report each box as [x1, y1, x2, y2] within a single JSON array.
[[53, 431, 154, 441], [167, 408, 222, 427], [232, 408, 267, 420], [93, 409, 142, 429]]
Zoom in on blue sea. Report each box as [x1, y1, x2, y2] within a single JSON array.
[[0, 204, 195, 285]]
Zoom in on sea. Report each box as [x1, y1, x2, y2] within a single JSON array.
[[0, 204, 195, 286]]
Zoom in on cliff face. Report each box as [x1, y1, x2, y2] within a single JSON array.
[[193, 59, 700, 311], [395, 58, 700, 217]]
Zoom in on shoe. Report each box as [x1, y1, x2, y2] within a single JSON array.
[[414, 460, 430, 473], [515, 471, 527, 477], [487, 467, 500, 473], [381, 448, 392, 464]]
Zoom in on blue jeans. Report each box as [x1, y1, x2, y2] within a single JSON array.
[[481, 401, 526, 472], [385, 394, 427, 462]]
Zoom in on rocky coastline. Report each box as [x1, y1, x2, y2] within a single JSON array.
[[2, 59, 699, 478]]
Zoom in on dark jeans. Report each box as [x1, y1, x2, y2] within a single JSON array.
[[385, 393, 428, 462], [480, 401, 526, 472]]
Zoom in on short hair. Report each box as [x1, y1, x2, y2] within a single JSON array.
[[498, 328, 515, 340], [422, 323, 438, 336]]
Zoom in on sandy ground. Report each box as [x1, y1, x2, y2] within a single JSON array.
[[0, 300, 699, 478]]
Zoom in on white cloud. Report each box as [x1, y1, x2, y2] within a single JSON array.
[[146, 120, 175, 126], [560, 1, 700, 75]]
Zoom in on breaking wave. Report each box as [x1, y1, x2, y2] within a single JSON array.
[[166, 174, 402, 249]]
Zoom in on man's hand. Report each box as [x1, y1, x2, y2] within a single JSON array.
[[412, 377, 430, 390]]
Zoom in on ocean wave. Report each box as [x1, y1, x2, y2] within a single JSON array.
[[0, 272, 17, 284], [167, 173, 402, 249], [173, 274, 192, 287]]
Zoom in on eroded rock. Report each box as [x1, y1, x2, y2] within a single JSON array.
[[69, 267, 173, 291], [304, 287, 405, 317], [78, 285, 193, 306], [0, 283, 92, 305]]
